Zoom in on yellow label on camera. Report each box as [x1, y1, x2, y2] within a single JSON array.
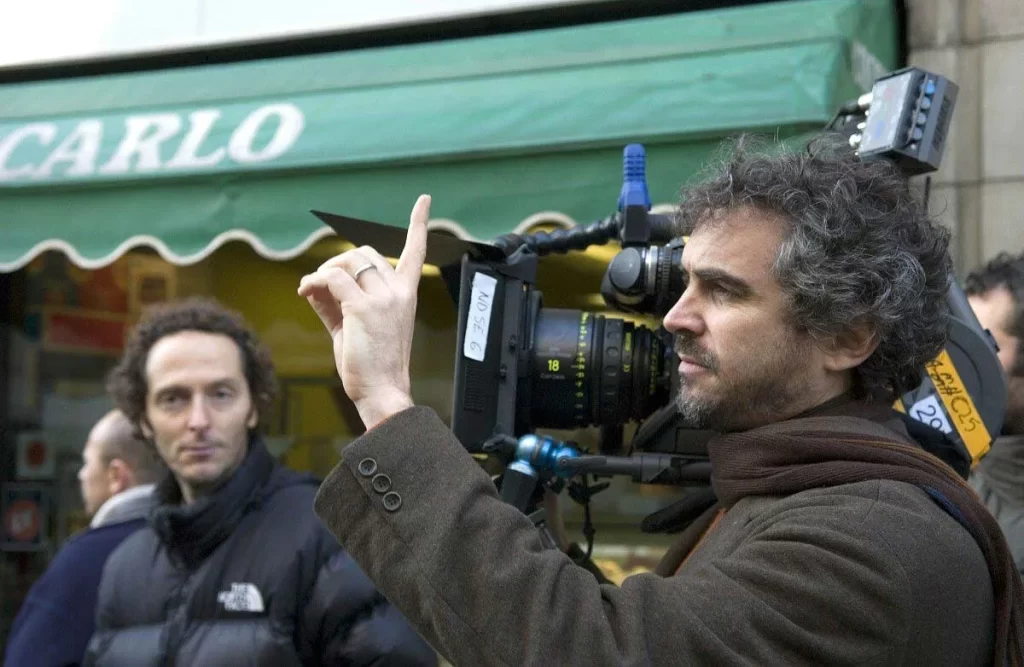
[[924, 349, 991, 465]]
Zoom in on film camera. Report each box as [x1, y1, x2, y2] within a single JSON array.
[[313, 67, 1006, 538]]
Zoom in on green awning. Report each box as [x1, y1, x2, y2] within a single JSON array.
[[0, 0, 897, 271]]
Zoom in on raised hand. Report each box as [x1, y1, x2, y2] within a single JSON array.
[[298, 195, 431, 429]]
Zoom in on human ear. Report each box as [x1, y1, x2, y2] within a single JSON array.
[[106, 458, 135, 495], [822, 320, 879, 372]]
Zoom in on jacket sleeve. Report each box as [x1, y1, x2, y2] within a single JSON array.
[[4, 557, 91, 667], [5, 537, 109, 667], [313, 406, 918, 667], [300, 540, 438, 666]]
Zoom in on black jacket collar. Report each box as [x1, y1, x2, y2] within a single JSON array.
[[152, 435, 276, 568]]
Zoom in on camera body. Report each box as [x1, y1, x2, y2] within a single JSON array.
[[451, 237, 673, 455], [449, 141, 684, 457]]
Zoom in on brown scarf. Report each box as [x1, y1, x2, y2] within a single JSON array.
[[656, 401, 1024, 666]]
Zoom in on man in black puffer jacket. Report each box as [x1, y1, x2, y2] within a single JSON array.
[[84, 298, 435, 667]]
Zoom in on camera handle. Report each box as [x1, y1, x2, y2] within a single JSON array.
[[484, 432, 713, 559]]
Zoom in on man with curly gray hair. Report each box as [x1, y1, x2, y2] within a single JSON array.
[[669, 136, 952, 429], [302, 136, 1024, 667]]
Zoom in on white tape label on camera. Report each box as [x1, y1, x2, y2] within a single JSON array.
[[464, 272, 498, 362], [908, 394, 953, 435]]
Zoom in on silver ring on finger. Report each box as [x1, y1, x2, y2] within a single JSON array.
[[353, 263, 377, 281]]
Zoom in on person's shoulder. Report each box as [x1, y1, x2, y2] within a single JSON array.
[[30, 536, 95, 586], [868, 479, 989, 555], [28, 520, 150, 600], [253, 466, 327, 532], [241, 469, 340, 566], [78, 517, 148, 543], [102, 521, 160, 567], [768, 478, 965, 526], [741, 479, 992, 659], [843, 478, 976, 531], [262, 465, 321, 505], [768, 479, 988, 572], [54, 518, 146, 562]]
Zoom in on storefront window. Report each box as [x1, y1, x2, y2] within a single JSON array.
[[12, 251, 175, 541], [0, 250, 177, 641]]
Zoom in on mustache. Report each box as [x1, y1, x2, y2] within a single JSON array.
[[177, 438, 224, 449], [674, 335, 718, 371]]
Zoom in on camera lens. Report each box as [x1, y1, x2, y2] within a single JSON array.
[[529, 308, 670, 429]]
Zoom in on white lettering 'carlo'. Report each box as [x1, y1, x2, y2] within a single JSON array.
[[0, 102, 305, 182], [217, 583, 265, 613]]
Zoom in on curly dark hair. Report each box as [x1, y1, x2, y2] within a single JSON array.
[[965, 251, 1024, 376], [676, 134, 953, 402], [108, 297, 278, 437]]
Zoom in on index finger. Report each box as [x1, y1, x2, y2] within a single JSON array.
[[396, 194, 431, 284]]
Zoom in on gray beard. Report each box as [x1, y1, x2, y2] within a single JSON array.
[[674, 355, 808, 433], [675, 388, 716, 429]]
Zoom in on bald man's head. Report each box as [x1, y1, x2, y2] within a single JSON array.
[[78, 410, 165, 516]]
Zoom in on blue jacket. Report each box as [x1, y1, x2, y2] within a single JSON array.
[[4, 485, 153, 667]]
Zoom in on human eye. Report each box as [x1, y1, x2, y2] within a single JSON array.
[[157, 392, 186, 410], [211, 386, 235, 402], [707, 283, 733, 301]]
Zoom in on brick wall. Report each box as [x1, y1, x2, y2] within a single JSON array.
[[907, 0, 1024, 275]]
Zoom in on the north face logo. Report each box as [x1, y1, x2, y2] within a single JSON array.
[[217, 583, 265, 612]]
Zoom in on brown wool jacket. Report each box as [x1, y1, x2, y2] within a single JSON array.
[[314, 407, 995, 666]]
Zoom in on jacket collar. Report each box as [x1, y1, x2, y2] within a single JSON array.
[[90, 484, 156, 528], [151, 435, 276, 568]]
